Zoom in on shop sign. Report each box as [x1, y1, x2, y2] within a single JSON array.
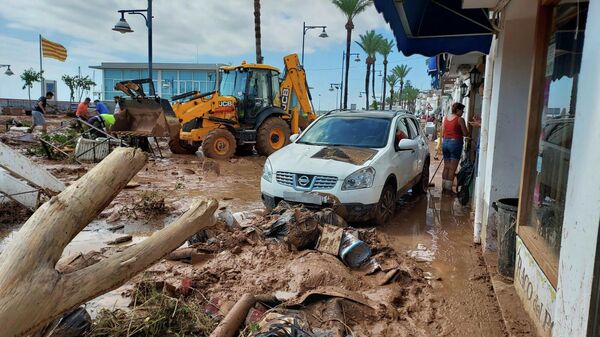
[[515, 236, 556, 337]]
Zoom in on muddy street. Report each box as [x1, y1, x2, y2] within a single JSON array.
[[0, 120, 510, 336]]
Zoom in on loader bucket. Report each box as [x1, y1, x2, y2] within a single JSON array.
[[111, 98, 171, 137]]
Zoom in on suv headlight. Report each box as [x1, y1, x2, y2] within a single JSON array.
[[262, 159, 273, 182], [342, 167, 376, 190]]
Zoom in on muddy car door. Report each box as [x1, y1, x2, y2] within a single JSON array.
[[407, 117, 427, 177], [391, 117, 416, 189]]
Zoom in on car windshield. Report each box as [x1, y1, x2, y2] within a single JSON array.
[[219, 69, 248, 99], [297, 116, 391, 148]]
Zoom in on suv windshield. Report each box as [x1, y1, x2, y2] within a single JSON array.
[[298, 116, 391, 148], [219, 69, 248, 99]]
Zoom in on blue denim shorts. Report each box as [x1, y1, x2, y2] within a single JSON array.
[[442, 138, 463, 160]]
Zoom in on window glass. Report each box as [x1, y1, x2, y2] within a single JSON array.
[[179, 71, 193, 81], [408, 118, 421, 136], [105, 69, 122, 79], [123, 70, 140, 79], [527, 0, 588, 257], [402, 118, 416, 139], [298, 117, 391, 148], [193, 71, 207, 81]]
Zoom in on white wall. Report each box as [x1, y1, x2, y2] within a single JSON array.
[[553, 0, 600, 335], [480, 1, 537, 250]]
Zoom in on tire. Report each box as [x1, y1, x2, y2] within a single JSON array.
[[169, 138, 199, 155], [374, 183, 397, 226], [256, 117, 291, 156], [202, 128, 236, 160], [413, 157, 430, 195]]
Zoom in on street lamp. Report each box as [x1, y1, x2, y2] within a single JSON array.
[[301, 22, 328, 65], [0, 64, 13, 76], [340, 51, 360, 110], [460, 83, 468, 98], [358, 91, 366, 98], [330, 83, 340, 109], [113, 0, 154, 95], [469, 67, 482, 89]]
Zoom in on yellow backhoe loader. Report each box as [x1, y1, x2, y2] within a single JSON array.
[[111, 53, 317, 160]]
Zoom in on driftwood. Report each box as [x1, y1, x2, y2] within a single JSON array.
[[0, 148, 219, 337]]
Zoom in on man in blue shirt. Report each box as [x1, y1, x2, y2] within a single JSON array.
[[94, 99, 111, 115]]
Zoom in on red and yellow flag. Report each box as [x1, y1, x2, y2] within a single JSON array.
[[41, 37, 67, 62]]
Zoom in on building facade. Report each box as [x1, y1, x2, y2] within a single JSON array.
[[90, 63, 224, 100], [376, 0, 599, 336]]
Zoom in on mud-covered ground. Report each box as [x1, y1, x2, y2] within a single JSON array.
[[0, 114, 531, 336]]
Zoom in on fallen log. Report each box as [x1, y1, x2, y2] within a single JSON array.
[[0, 148, 219, 337]]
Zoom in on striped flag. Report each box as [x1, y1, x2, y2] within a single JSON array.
[[41, 37, 68, 62]]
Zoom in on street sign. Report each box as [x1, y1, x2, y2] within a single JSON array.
[[426, 103, 433, 111]]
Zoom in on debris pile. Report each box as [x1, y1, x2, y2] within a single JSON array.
[[86, 203, 441, 337]]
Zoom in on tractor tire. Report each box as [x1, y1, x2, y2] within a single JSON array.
[[256, 117, 291, 156], [169, 138, 199, 155], [202, 129, 236, 160]]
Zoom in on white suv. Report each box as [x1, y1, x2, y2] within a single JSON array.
[[260, 110, 430, 225]]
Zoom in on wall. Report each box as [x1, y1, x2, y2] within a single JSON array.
[[480, 1, 537, 251], [553, 0, 600, 335]]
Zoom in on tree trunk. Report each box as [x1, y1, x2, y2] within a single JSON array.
[[0, 148, 219, 337], [382, 60, 388, 110], [254, 0, 263, 64], [389, 88, 394, 110], [364, 62, 371, 110], [28, 86, 32, 104], [343, 19, 354, 110], [371, 59, 376, 101], [399, 80, 404, 110]]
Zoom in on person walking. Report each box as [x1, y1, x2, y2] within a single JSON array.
[[441, 102, 469, 193], [29, 91, 54, 134]]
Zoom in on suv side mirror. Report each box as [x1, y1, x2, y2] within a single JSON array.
[[398, 138, 418, 151], [290, 134, 299, 142]]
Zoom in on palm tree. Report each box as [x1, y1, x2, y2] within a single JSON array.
[[254, 0, 263, 64], [370, 35, 383, 103], [356, 30, 383, 111], [332, 0, 372, 109], [378, 38, 394, 109], [21, 68, 43, 103], [392, 64, 411, 109], [385, 74, 399, 110]]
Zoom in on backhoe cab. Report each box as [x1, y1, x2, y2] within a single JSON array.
[[169, 53, 316, 159]]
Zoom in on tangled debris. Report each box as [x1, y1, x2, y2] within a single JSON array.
[[89, 284, 216, 337]]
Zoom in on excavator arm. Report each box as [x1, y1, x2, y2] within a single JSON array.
[[279, 54, 316, 133]]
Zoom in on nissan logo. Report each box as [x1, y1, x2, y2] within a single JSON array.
[[297, 175, 310, 187]]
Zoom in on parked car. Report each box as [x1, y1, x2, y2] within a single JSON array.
[[260, 110, 430, 225]]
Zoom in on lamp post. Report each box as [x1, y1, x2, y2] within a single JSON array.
[[301, 22, 328, 65], [0, 64, 13, 76], [329, 83, 340, 110], [469, 67, 482, 91], [113, 0, 154, 95], [0, 64, 14, 76], [340, 51, 360, 110]]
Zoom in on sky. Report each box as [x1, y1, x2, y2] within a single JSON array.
[[0, 0, 431, 111]]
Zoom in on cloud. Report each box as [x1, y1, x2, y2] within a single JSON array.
[[0, 0, 389, 60]]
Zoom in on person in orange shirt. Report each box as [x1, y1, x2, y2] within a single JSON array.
[[76, 97, 92, 120]]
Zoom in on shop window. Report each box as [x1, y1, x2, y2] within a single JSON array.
[[519, 0, 588, 283]]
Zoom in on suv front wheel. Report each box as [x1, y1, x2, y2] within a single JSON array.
[[413, 157, 430, 195], [374, 183, 397, 226]]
